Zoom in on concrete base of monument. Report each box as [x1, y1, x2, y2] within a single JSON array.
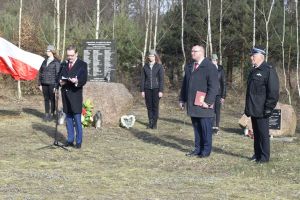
[[238, 102, 297, 137], [83, 82, 133, 127]]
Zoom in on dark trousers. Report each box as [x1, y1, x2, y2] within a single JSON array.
[[251, 117, 270, 161], [66, 113, 83, 145], [42, 84, 56, 114], [213, 95, 222, 127], [191, 117, 213, 156], [145, 88, 160, 126]]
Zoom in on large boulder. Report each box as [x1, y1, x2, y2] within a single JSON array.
[[83, 82, 133, 126], [238, 102, 297, 137]]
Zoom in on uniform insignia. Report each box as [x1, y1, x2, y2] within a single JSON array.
[[256, 73, 262, 77]]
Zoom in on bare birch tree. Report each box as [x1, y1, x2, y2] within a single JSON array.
[[296, 0, 300, 97], [252, 0, 256, 47], [274, 1, 291, 104], [61, 0, 68, 59], [112, 0, 116, 40], [142, 0, 150, 66], [153, 0, 159, 50], [148, 2, 153, 51], [207, 0, 212, 57], [258, 0, 275, 61], [181, 0, 186, 73], [55, 0, 61, 54], [17, 0, 23, 99], [95, 0, 100, 39], [219, 0, 223, 65], [53, 0, 57, 46], [282, 1, 291, 103]]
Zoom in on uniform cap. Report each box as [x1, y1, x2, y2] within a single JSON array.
[[250, 47, 266, 56]]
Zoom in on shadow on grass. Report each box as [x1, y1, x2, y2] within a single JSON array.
[[0, 109, 22, 116], [221, 127, 243, 135], [160, 117, 192, 126], [32, 122, 66, 143], [23, 107, 44, 118], [135, 119, 148, 127], [212, 147, 249, 159], [129, 128, 190, 152]]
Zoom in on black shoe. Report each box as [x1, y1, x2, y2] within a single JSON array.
[[152, 124, 157, 129], [250, 154, 258, 162], [64, 142, 74, 147], [256, 159, 269, 164], [43, 113, 50, 122], [198, 153, 210, 158], [185, 150, 199, 157], [75, 143, 81, 149]]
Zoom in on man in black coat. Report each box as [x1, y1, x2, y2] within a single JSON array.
[[179, 45, 219, 158], [59, 45, 87, 149], [245, 47, 279, 163], [211, 54, 226, 134]]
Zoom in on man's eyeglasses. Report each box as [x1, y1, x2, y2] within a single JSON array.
[[191, 50, 201, 52], [67, 54, 75, 57]]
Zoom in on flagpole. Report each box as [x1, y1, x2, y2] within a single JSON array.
[[17, 0, 23, 99]]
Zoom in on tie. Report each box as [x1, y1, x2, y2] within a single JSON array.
[[194, 62, 198, 71], [68, 62, 73, 70]]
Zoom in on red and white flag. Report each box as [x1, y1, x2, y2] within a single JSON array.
[[0, 37, 44, 80]]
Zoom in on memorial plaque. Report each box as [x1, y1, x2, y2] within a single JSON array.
[[83, 40, 117, 82], [269, 109, 281, 130]]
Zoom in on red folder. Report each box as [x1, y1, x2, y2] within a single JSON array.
[[194, 91, 214, 108]]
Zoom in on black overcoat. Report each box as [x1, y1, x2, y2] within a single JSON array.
[[60, 59, 88, 114], [179, 58, 219, 118], [244, 61, 279, 117]]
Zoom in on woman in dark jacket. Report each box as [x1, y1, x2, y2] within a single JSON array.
[[140, 50, 164, 129], [211, 54, 226, 134], [38, 45, 61, 121]]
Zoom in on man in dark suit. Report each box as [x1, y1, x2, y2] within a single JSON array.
[[179, 45, 219, 158], [59, 45, 87, 149], [211, 54, 226, 134], [245, 47, 279, 163]]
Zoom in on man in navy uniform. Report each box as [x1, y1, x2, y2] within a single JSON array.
[[245, 47, 279, 163], [179, 45, 218, 158]]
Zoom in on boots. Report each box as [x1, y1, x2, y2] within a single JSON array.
[[43, 113, 50, 122], [152, 119, 157, 129], [147, 119, 153, 129]]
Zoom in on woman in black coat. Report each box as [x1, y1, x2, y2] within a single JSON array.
[[140, 50, 164, 129], [38, 45, 61, 121]]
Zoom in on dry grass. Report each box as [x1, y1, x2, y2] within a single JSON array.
[[0, 91, 299, 200]]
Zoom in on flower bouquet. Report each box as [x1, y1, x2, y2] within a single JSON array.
[[82, 99, 93, 127]]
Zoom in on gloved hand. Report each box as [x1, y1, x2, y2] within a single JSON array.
[[264, 109, 272, 118]]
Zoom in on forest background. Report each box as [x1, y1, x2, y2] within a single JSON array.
[[0, 0, 299, 107]]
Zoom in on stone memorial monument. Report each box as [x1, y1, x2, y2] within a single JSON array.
[[238, 102, 297, 137], [82, 40, 133, 127]]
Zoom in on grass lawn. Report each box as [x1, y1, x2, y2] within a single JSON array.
[[0, 92, 299, 199]]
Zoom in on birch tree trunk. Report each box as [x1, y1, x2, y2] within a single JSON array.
[[219, 0, 223, 65], [153, 0, 159, 50], [207, 0, 212, 57], [148, 3, 153, 51], [61, 0, 68, 59], [181, 0, 186, 73], [17, 0, 23, 99], [296, 0, 300, 97], [112, 0, 116, 40], [142, 0, 150, 66], [53, 0, 57, 46], [258, 0, 275, 61], [56, 0, 61, 54], [95, 0, 100, 39], [281, 1, 291, 104], [252, 0, 256, 47]]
